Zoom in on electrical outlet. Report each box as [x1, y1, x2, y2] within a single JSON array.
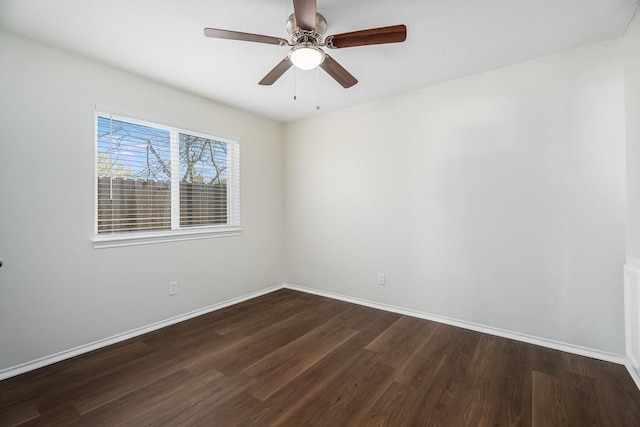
[[377, 273, 385, 286], [169, 281, 178, 296]]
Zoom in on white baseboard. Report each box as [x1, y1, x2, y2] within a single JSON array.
[[0, 284, 282, 381], [625, 257, 640, 391], [626, 362, 640, 391], [282, 283, 626, 366], [1, 281, 630, 384]]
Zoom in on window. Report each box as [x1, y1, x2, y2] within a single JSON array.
[[94, 113, 240, 247]]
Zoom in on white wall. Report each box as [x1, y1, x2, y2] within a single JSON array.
[[625, 8, 640, 382], [627, 9, 640, 260], [284, 40, 627, 355], [0, 30, 284, 372]]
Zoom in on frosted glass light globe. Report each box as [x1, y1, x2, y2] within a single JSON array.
[[289, 45, 325, 70]]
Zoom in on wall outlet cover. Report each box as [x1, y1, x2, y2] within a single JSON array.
[[169, 281, 179, 296]]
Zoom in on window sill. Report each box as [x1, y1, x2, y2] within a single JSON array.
[[92, 226, 242, 249]]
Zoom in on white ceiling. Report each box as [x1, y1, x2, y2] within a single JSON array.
[[0, 0, 638, 122]]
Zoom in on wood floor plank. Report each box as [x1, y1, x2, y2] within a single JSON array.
[[468, 334, 507, 380], [210, 293, 316, 336], [247, 337, 370, 426], [365, 316, 437, 369], [0, 402, 39, 427], [181, 332, 254, 376], [593, 371, 640, 426], [298, 294, 354, 320], [71, 359, 181, 414], [481, 338, 532, 426], [65, 339, 150, 375], [335, 304, 401, 346], [0, 359, 75, 412], [363, 354, 452, 427], [192, 391, 263, 426], [1, 289, 639, 426], [76, 369, 199, 424], [208, 312, 327, 375], [394, 322, 457, 387], [70, 332, 228, 414], [532, 370, 568, 427], [275, 349, 395, 426], [16, 405, 79, 427], [140, 320, 220, 348], [563, 371, 604, 425], [403, 329, 482, 425], [244, 319, 359, 400], [361, 380, 414, 426], [134, 374, 257, 426], [456, 375, 495, 426]]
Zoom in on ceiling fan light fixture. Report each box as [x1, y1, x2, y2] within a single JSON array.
[[204, 0, 407, 87], [288, 45, 325, 70]]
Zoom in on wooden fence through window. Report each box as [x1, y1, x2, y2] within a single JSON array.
[[97, 177, 227, 233]]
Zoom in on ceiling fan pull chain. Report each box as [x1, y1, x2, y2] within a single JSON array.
[[316, 66, 320, 110], [293, 66, 297, 100]]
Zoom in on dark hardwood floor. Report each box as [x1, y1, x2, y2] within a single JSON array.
[[2, 289, 640, 426]]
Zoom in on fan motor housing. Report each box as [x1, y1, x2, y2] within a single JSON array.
[[286, 13, 327, 45]]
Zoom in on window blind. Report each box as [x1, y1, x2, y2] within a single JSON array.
[[96, 114, 239, 235]]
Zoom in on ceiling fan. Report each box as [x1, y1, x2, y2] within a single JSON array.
[[203, 0, 407, 89]]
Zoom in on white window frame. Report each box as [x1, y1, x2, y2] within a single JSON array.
[[93, 112, 241, 249]]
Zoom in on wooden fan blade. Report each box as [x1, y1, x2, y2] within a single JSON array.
[[326, 24, 407, 49], [293, 0, 317, 31], [320, 55, 358, 88], [204, 28, 288, 46], [259, 57, 293, 85]]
